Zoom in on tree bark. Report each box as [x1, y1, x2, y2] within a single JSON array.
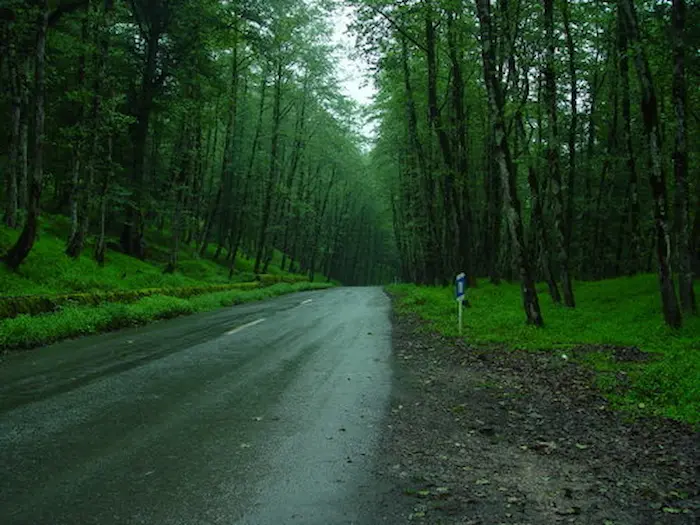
[[447, 11, 475, 286], [254, 59, 282, 273], [425, 1, 458, 278], [4, 56, 22, 228], [229, 69, 268, 278], [616, 7, 640, 275], [619, 0, 682, 327], [400, 35, 439, 284], [3, 3, 48, 270], [544, 0, 575, 307], [518, 107, 561, 304], [18, 59, 30, 216], [671, 0, 696, 314], [165, 116, 194, 273], [94, 137, 111, 265], [561, 0, 577, 271], [475, 0, 543, 326], [484, 126, 502, 284], [121, 7, 164, 258], [66, 11, 90, 258]]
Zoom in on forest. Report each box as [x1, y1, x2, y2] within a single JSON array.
[[352, 0, 698, 327], [0, 0, 698, 328], [0, 0, 396, 290]]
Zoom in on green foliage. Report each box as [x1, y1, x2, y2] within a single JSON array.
[[0, 282, 264, 319], [0, 282, 333, 350], [389, 275, 700, 425], [0, 215, 309, 298], [0, 215, 322, 322]]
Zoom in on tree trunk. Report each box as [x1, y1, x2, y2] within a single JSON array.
[[485, 128, 502, 284], [3, 3, 48, 270], [425, 2, 458, 278], [544, 0, 575, 307], [4, 58, 22, 228], [121, 16, 162, 258], [561, 0, 577, 271], [616, 8, 640, 275], [165, 117, 194, 274], [66, 153, 83, 256], [692, 193, 700, 275], [671, 0, 696, 314], [228, 69, 268, 278], [475, 0, 543, 326], [619, 0, 682, 327], [66, 11, 88, 258], [254, 59, 283, 273], [400, 36, 439, 284], [591, 45, 618, 279], [18, 60, 30, 217], [447, 11, 475, 285], [518, 110, 561, 304], [94, 137, 111, 265]]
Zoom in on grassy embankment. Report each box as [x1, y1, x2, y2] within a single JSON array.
[[0, 215, 333, 349], [389, 275, 700, 425]]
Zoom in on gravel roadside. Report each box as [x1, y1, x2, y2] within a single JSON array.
[[370, 307, 699, 525]]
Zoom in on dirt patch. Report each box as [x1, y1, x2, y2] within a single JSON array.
[[371, 311, 699, 524], [570, 344, 656, 363]]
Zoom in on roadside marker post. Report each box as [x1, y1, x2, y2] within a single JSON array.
[[455, 272, 466, 336]]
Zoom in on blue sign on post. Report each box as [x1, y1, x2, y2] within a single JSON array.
[[455, 272, 466, 302], [455, 273, 466, 336]]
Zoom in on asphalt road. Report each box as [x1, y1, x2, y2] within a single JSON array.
[[0, 287, 394, 525]]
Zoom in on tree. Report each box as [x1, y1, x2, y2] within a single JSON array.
[[3, 0, 48, 269], [618, 0, 682, 328], [543, 0, 575, 308], [671, 0, 696, 314], [475, 0, 543, 326]]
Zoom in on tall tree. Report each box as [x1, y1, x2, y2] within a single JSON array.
[[618, 0, 682, 327], [3, 0, 48, 269], [543, 0, 575, 307], [475, 0, 543, 326], [671, 0, 696, 314]]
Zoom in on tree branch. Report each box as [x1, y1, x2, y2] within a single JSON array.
[[366, 5, 426, 53]]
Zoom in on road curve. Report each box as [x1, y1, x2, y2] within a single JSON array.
[[0, 287, 393, 525]]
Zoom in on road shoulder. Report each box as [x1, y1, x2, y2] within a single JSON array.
[[372, 308, 699, 524]]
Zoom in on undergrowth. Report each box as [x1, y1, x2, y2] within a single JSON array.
[[388, 274, 700, 425], [0, 282, 333, 350], [0, 214, 326, 296]]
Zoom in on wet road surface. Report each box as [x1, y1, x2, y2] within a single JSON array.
[[0, 287, 393, 524]]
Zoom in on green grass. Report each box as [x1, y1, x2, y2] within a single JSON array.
[[0, 214, 337, 348], [388, 274, 700, 425], [0, 214, 322, 296], [0, 281, 333, 350]]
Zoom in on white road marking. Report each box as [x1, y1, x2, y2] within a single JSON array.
[[299, 299, 313, 306], [225, 318, 266, 336]]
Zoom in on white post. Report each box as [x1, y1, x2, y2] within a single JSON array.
[[458, 300, 463, 336]]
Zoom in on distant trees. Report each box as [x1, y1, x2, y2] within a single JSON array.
[[0, 0, 394, 285], [352, 0, 698, 327]]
